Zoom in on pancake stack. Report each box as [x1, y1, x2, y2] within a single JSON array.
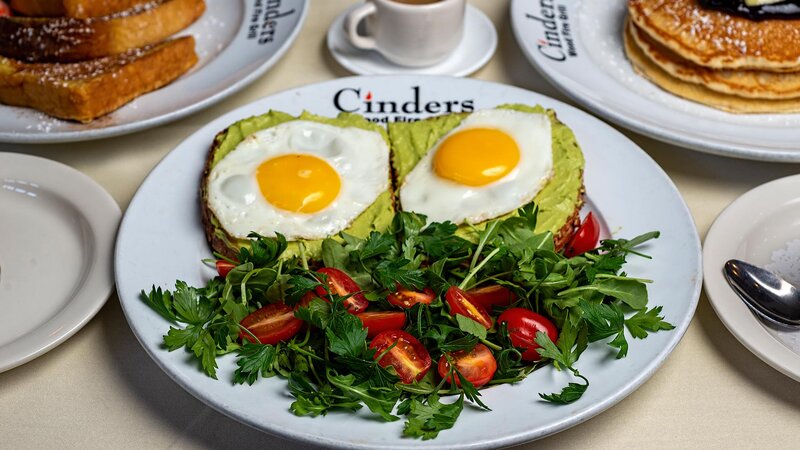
[[625, 0, 800, 113]]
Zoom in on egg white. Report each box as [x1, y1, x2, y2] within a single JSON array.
[[206, 120, 390, 241], [399, 109, 553, 225]]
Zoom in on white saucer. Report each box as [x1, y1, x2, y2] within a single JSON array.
[[327, 4, 497, 76], [704, 175, 800, 382], [0, 153, 120, 372]]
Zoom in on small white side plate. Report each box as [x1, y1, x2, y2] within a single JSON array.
[[510, 0, 800, 162], [327, 5, 497, 77], [704, 175, 800, 382], [0, 153, 120, 372], [0, 0, 308, 144]]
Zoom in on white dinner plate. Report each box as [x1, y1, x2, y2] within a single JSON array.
[[0, 0, 308, 144], [510, 0, 800, 162], [704, 175, 800, 382], [0, 152, 120, 372], [115, 75, 702, 448]]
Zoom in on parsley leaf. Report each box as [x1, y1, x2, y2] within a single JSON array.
[[539, 370, 589, 404], [372, 259, 425, 290], [239, 233, 287, 267], [625, 306, 675, 338], [326, 303, 369, 358], [455, 314, 487, 340], [140, 286, 178, 323], [285, 273, 321, 305], [403, 394, 464, 440], [172, 281, 215, 325], [233, 342, 278, 385]]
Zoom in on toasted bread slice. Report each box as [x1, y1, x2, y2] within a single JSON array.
[[10, 0, 154, 18], [0, 0, 204, 62], [0, 36, 198, 122]]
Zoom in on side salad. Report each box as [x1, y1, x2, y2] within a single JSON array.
[[141, 205, 673, 440]]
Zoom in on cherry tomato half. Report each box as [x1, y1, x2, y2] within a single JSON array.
[[315, 267, 369, 314], [370, 330, 432, 384], [437, 343, 497, 388], [215, 260, 236, 278], [387, 285, 435, 309], [466, 285, 516, 310], [445, 286, 493, 329], [357, 311, 407, 338], [564, 212, 600, 258], [239, 303, 303, 345], [497, 308, 558, 361], [0, 2, 11, 16]]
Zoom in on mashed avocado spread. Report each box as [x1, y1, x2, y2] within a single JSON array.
[[206, 111, 395, 260], [388, 104, 585, 241]]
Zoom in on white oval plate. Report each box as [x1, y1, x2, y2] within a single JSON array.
[[115, 75, 702, 448], [0, 0, 308, 144], [0, 152, 120, 372], [510, 0, 800, 162], [704, 175, 800, 382]]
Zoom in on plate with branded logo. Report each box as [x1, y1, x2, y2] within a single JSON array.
[[0, 0, 308, 144], [510, 0, 800, 162], [115, 75, 701, 448]]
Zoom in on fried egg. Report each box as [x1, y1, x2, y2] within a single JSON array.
[[399, 109, 553, 225], [206, 120, 390, 241]]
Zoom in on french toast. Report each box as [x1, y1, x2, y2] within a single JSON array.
[[0, 36, 198, 122], [9, 0, 153, 18], [0, 0, 204, 62]]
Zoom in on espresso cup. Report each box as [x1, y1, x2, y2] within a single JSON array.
[[345, 0, 466, 67]]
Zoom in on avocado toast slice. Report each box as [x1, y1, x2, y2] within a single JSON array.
[[201, 110, 396, 261], [388, 104, 585, 250]]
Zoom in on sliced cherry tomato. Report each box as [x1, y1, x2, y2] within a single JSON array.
[[497, 307, 558, 361], [466, 285, 516, 310], [215, 260, 236, 278], [357, 311, 407, 338], [315, 267, 369, 313], [0, 2, 11, 16], [239, 303, 303, 345], [437, 343, 497, 388], [445, 286, 493, 329], [564, 212, 600, 257], [387, 285, 435, 309], [370, 330, 431, 384]]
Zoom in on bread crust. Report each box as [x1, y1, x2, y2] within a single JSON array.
[[0, 36, 198, 122], [0, 0, 204, 62]]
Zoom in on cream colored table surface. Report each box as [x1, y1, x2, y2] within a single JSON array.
[[2, 1, 799, 448]]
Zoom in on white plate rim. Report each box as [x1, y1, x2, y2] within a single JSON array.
[[0, 0, 309, 145], [509, 0, 800, 163], [326, 4, 497, 77], [703, 175, 800, 382], [0, 152, 120, 372], [114, 75, 703, 448]]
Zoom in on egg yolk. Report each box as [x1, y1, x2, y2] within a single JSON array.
[[256, 154, 341, 213], [433, 128, 520, 186]]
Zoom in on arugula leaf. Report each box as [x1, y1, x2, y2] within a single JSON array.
[[288, 373, 362, 417], [625, 306, 675, 338], [455, 315, 487, 340], [373, 259, 425, 290], [233, 342, 278, 385], [172, 281, 215, 325], [539, 370, 589, 404], [594, 278, 648, 310], [140, 286, 178, 323], [403, 394, 464, 440], [327, 371, 400, 422], [321, 238, 349, 269]]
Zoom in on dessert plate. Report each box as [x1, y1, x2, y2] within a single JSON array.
[[327, 4, 497, 77], [704, 175, 800, 382], [0, 0, 308, 144], [0, 152, 120, 372], [510, 0, 800, 162], [115, 75, 702, 448]]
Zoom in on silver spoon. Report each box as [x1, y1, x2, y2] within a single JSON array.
[[724, 259, 800, 327]]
